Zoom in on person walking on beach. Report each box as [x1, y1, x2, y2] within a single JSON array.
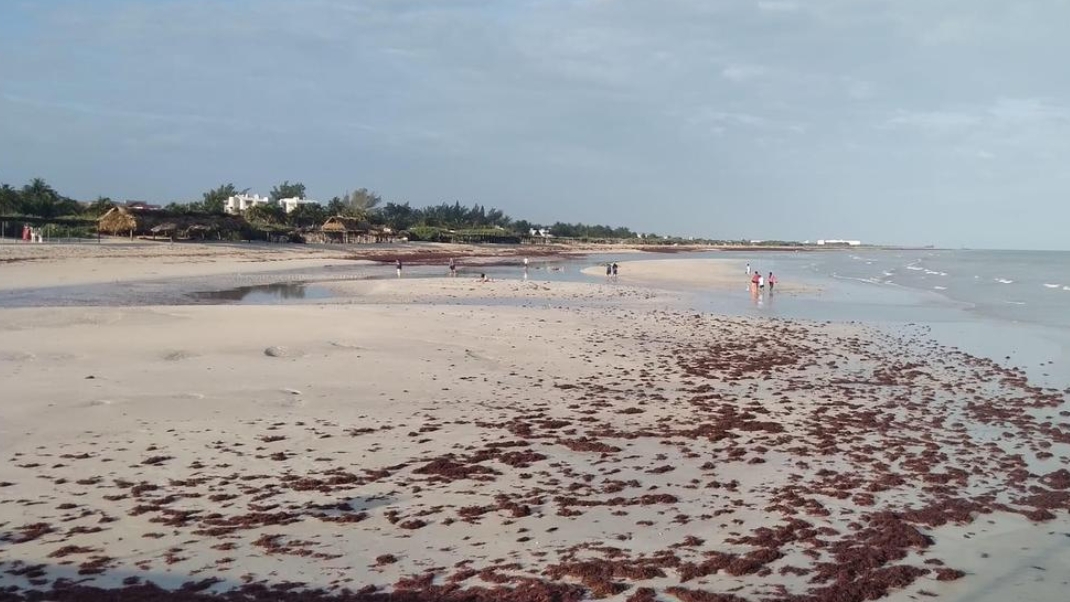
[[611, 262, 618, 280], [396, 259, 402, 278], [606, 263, 612, 278], [449, 258, 456, 277], [750, 271, 760, 295], [768, 272, 776, 293]]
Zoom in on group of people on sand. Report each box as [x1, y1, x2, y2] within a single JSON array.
[[745, 262, 777, 295], [604, 262, 619, 280]]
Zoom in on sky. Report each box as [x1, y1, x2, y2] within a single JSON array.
[[1, 0, 1069, 249]]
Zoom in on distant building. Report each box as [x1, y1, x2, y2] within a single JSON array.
[[529, 228, 553, 238], [817, 239, 862, 246], [225, 194, 272, 214], [224, 194, 319, 215], [124, 201, 161, 211], [278, 197, 320, 214]]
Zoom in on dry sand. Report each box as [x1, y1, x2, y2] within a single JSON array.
[[1, 243, 1069, 602]]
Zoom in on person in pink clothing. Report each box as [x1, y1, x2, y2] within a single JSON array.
[[768, 272, 777, 293]]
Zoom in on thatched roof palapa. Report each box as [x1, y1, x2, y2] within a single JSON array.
[[97, 206, 246, 238], [321, 216, 370, 232], [150, 222, 179, 234], [97, 207, 139, 234]]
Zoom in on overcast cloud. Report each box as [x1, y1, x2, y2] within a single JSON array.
[[2, 0, 1068, 249]]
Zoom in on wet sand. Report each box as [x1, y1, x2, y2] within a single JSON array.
[[581, 259, 820, 295], [2, 243, 1069, 602]]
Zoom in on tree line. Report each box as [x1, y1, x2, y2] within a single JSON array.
[[1, 177, 648, 239]]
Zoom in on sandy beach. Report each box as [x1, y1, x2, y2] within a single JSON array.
[[2, 242, 1069, 602]]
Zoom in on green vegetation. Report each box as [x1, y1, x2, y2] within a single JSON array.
[[270, 181, 306, 202], [0, 176, 810, 246], [199, 183, 239, 214], [0, 178, 82, 219]]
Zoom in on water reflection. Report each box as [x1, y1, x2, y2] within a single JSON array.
[[195, 282, 330, 303]]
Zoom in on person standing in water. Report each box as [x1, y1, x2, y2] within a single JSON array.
[[606, 263, 612, 278], [768, 272, 776, 293], [611, 262, 618, 280], [758, 272, 765, 292], [746, 262, 751, 276], [750, 270, 760, 295], [449, 258, 456, 277], [396, 259, 402, 278]]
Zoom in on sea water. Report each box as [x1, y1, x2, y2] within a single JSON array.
[[661, 249, 1070, 391]]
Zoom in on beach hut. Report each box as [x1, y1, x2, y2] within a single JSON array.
[[97, 206, 140, 238], [149, 222, 180, 241], [321, 216, 370, 244], [98, 207, 247, 241]]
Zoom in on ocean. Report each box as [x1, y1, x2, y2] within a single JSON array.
[[653, 249, 1070, 392]]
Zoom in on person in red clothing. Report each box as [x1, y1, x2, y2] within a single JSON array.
[[750, 271, 760, 296], [768, 272, 777, 293]]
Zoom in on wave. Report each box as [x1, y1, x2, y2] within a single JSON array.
[[924, 270, 948, 276], [1064, 286, 1070, 292], [1043, 283, 1061, 289], [906, 265, 925, 271], [995, 278, 1015, 284], [831, 273, 887, 286], [933, 286, 947, 290], [1004, 300, 1027, 305], [882, 270, 895, 277]]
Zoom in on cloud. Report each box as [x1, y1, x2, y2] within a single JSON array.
[[885, 110, 981, 130], [721, 64, 766, 82], [756, 1, 799, 13], [885, 98, 1070, 131]]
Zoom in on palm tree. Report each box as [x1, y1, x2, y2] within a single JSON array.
[[340, 188, 382, 220], [21, 178, 60, 217], [0, 183, 19, 214]]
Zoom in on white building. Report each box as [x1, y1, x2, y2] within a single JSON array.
[[224, 194, 272, 215], [225, 194, 320, 215], [817, 239, 862, 246], [279, 197, 320, 214]]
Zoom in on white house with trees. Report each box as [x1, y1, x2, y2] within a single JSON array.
[[279, 197, 320, 214], [225, 194, 271, 214], [225, 194, 319, 215]]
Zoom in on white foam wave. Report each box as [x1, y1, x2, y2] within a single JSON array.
[[933, 286, 947, 290], [1064, 286, 1070, 292], [906, 265, 925, 271], [995, 278, 1015, 284], [1005, 300, 1026, 305], [1043, 283, 1060, 289], [924, 270, 948, 276], [882, 271, 895, 277]]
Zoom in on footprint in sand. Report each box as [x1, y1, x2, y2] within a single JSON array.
[[264, 346, 303, 358], [328, 341, 366, 351], [162, 350, 198, 361], [0, 351, 36, 362]]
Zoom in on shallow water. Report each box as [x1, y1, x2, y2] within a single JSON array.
[[193, 282, 335, 304]]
